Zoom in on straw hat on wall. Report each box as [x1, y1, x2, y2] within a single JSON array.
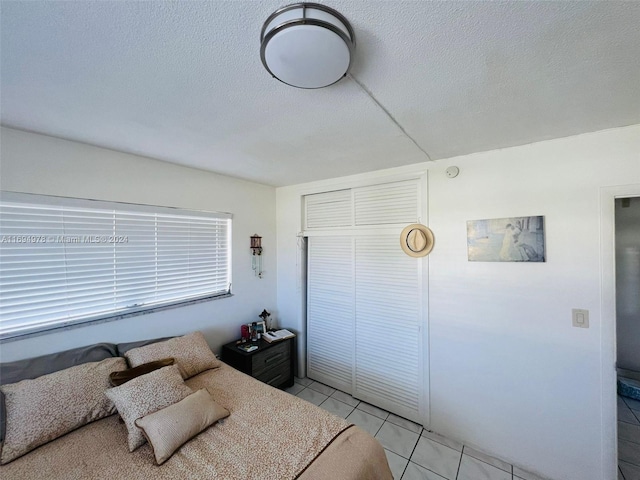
[[400, 224, 435, 257]]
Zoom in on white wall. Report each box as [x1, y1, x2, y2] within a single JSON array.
[[0, 127, 277, 361], [616, 197, 640, 372], [276, 125, 640, 480]]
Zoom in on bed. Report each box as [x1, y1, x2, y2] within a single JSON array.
[[0, 333, 392, 480]]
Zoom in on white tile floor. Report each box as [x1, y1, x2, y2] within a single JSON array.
[[286, 378, 555, 480], [619, 395, 640, 480]]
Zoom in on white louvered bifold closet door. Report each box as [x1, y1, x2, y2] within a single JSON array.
[[354, 235, 421, 422], [306, 236, 354, 393], [304, 178, 425, 423]]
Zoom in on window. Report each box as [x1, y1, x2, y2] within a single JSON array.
[[0, 192, 232, 339]]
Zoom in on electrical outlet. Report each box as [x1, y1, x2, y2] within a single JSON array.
[[572, 309, 589, 328]]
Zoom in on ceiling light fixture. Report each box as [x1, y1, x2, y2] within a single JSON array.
[[260, 3, 355, 89]]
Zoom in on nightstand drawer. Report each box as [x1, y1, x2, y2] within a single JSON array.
[[252, 340, 289, 377], [255, 360, 290, 387]]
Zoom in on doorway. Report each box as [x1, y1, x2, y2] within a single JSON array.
[[615, 197, 640, 479], [601, 185, 640, 480]]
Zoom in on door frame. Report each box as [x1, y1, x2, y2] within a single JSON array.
[[600, 184, 640, 479]]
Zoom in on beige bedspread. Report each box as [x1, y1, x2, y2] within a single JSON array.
[[299, 424, 392, 480], [0, 363, 392, 480]]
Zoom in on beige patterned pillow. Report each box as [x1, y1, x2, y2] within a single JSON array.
[[105, 364, 192, 452], [135, 388, 230, 465], [125, 331, 220, 379], [0, 357, 126, 465]]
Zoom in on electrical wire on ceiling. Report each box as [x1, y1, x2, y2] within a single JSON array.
[[348, 73, 433, 162]]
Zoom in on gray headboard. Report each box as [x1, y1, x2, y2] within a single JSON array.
[[0, 335, 174, 441]]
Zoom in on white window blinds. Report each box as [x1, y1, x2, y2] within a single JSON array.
[[0, 192, 232, 339]]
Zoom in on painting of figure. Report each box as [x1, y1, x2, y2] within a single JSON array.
[[467, 216, 545, 262]]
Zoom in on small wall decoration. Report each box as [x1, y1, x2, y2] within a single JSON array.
[[250, 234, 263, 278], [467, 216, 545, 262]]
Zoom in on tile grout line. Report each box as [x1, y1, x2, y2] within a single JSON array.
[[455, 446, 465, 480], [618, 465, 626, 480], [333, 392, 361, 409], [619, 418, 640, 426], [296, 384, 367, 420], [402, 434, 456, 480], [372, 418, 386, 437], [621, 456, 640, 469], [398, 428, 423, 480], [621, 397, 640, 420], [462, 444, 516, 475], [421, 428, 468, 453], [357, 402, 390, 422], [619, 399, 640, 425], [619, 434, 640, 446]]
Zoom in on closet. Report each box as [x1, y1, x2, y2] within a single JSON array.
[[304, 178, 427, 423]]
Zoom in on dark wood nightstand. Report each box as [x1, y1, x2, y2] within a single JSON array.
[[221, 336, 295, 389]]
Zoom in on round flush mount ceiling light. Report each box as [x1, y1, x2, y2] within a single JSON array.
[[260, 3, 355, 89]]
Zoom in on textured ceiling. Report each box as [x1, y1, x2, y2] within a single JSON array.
[[1, 1, 639, 186]]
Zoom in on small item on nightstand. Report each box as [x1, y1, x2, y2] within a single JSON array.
[[249, 320, 266, 340], [258, 309, 271, 330], [241, 324, 250, 342], [263, 329, 295, 343], [237, 344, 258, 353]]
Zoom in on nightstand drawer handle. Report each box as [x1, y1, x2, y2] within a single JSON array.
[[265, 352, 284, 364], [267, 374, 283, 385]]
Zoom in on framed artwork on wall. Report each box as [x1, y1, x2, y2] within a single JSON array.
[[467, 216, 546, 262]]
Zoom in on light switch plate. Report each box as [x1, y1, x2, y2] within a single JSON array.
[[572, 309, 589, 328]]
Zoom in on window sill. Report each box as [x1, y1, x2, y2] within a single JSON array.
[[0, 293, 233, 343]]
